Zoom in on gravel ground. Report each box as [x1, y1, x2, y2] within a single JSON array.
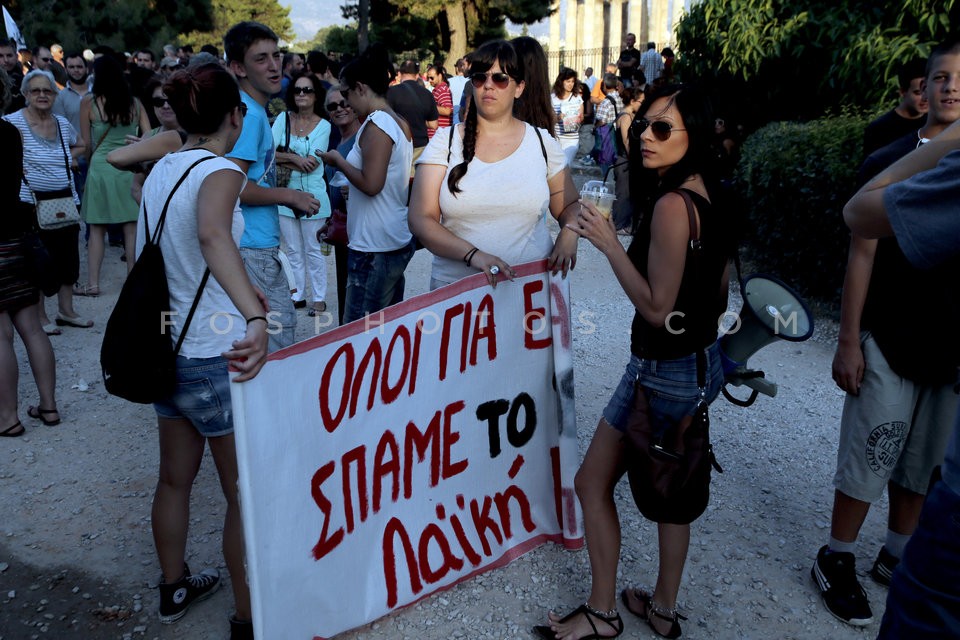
[[0, 166, 890, 640]]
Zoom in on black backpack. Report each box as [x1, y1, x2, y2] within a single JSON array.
[[100, 155, 215, 404]]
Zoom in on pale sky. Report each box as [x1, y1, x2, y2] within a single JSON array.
[[283, 0, 547, 45]]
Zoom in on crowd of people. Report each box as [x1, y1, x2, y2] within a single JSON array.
[[0, 22, 958, 640]]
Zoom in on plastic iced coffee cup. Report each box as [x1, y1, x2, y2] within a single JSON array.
[[595, 193, 616, 219]]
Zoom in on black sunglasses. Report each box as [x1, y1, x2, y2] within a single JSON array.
[[325, 100, 349, 112], [237, 102, 248, 117], [470, 71, 512, 89], [151, 96, 170, 108], [630, 118, 687, 142], [294, 86, 315, 95]]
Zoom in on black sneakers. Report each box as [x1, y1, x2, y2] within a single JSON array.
[[158, 564, 221, 624], [811, 545, 874, 626], [870, 546, 900, 586]]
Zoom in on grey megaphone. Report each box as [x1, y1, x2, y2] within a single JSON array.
[[720, 274, 814, 406]]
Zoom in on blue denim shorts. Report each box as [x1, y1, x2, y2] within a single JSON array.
[[153, 356, 234, 437], [603, 343, 723, 434]]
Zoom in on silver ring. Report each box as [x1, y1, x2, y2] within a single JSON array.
[[489, 266, 500, 276]]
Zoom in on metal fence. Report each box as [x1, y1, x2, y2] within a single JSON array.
[[545, 47, 614, 81]]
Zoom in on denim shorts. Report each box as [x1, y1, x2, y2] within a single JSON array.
[[603, 343, 723, 434], [153, 356, 234, 437]]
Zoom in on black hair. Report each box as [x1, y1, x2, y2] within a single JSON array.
[[629, 83, 717, 202], [551, 67, 579, 98], [511, 36, 554, 134], [92, 55, 136, 126], [285, 73, 327, 118], [897, 58, 927, 89], [224, 21, 278, 63], [398, 59, 419, 75], [447, 39, 524, 195], [200, 44, 219, 58], [602, 72, 619, 90], [138, 49, 156, 62], [164, 63, 241, 134], [925, 37, 960, 79], [426, 64, 447, 82], [64, 52, 85, 64], [307, 50, 329, 75], [339, 42, 395, 96]]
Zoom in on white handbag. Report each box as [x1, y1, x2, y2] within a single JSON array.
[[26, 119, 80, 230]]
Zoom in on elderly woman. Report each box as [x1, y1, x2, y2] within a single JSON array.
[[3, 69, 89, 335], [0, 69, 61, 434]]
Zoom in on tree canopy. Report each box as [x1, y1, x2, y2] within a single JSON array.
[[4, 0, 212, 53], [180, 0, 294, 51], [675, 0, 959, 124], [339, 0, 552, 69]]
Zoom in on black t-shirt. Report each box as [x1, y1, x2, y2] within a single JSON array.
[[857, 132, 960, 383], [629, 189, 728, 360], [618, 47, 641, 73], [862, 109, 924, 157], [386, 80, 439, 148], [0, 119, 32, 239]]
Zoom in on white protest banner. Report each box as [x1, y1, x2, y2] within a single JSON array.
[[231, 260, 582, 639]]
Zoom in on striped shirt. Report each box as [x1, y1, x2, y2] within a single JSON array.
[[430, 82, 452, 138], [3, 111, 80, 204]]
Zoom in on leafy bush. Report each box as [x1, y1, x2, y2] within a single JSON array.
[[734, 115, 871, 302]]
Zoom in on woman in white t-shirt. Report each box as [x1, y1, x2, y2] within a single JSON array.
[[409, 39, 580, 290], [317, 43, 414, 324], [551, 67, 584, 157], [138, 63, 267, 639]]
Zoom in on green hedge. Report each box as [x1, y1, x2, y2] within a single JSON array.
[[734, 115, 871, 303]]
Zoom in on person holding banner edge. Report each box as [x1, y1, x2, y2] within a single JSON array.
[[409, 39, 580, 290], [537, 84, 733, 640], [139, 63, 268, 640]]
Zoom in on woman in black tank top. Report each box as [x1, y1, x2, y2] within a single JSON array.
[[536, 84, 733, 640]]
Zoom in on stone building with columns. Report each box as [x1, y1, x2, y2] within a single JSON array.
[[546, 0, 695, 78]]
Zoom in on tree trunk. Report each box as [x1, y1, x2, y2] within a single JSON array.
[[443, 2, 467, 71], [358, 0, 370, 52]]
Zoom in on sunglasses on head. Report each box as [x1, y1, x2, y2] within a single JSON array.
[[151, 96, 170, 108], [325, 99, 349, 112], [630, 118, 686, 142], [470, 71, 513, 89], [294, 86, 315, 95]]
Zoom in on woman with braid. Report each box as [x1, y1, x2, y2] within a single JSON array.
[[409, 39, 580, 290]]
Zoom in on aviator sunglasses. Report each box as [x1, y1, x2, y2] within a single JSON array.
[[470, 71, 513, 89], [630, 118, 687, 142]]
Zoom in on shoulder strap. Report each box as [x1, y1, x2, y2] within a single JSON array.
[[606, 94, 618, 118], [283, 110, 291, 148], [54, 119, 74, 183], [446, 123, 456, 164], [173, 268, 211, 356], [530, 125, 548, 168], [675, 189, 707, 390], [143, 154, 217, 245]]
